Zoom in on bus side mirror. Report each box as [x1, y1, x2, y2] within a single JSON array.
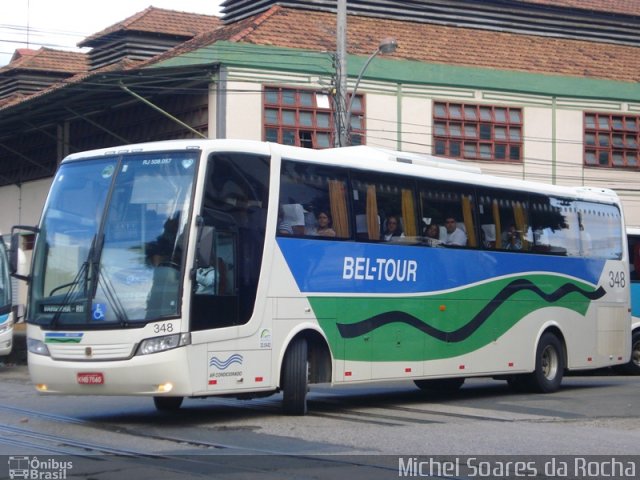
[[196, 225, 215, 267], [10, 225, 38, 282]]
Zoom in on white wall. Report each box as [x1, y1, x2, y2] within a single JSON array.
[[365, 93, 398, 150], [226, 81, 262, 140], [0, 178, 51, 235], [400, 95, 431, 155]]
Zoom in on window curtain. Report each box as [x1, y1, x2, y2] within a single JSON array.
[[513, 201, 528, 250], [328, 179, 349, 238], [366, 185, 379, 240], [492, 199, 502, 249], [401, 188, 417, 237], [462, 195, 477, 247]]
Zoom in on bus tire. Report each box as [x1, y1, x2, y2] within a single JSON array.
[[153, 396, 183, 411], [282, 337, 309, 416], [414, 377, 465, 392], [527, 332, 564, 393], [615, 330, 640, 375]]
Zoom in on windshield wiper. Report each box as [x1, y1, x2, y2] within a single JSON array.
[[50, 235, 96, 327]]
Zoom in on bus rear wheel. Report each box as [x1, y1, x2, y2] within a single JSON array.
[[282, 337, 309, 416], [526, 332, 564, 393], [153, 396, 184, 411]]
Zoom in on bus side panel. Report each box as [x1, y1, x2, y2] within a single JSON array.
[[275, 238, 627, 381], [0, 310, 13, 356]]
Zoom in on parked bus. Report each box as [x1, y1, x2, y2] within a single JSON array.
[[12, 140, 630, 415], [624, 227, 640, 374], [0, 235, 13, 357]]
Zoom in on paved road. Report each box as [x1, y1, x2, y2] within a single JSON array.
[[0, 363, 639, 478]]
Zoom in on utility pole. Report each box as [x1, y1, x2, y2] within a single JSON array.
[[336, 0, 348, 147]]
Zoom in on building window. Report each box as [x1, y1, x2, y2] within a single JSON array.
[[263, 86, 364, 148], [584, 112, 639, 168], [433, 102, 523, 162]]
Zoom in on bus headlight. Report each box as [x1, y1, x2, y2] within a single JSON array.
[[136, 333, 191, 356], [27, 338, 51, 357]]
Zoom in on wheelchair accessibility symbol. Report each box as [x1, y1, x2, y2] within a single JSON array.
[[92, 303, 107, 321]]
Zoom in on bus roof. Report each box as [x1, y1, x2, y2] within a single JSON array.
[[62, 139, 620, 205]]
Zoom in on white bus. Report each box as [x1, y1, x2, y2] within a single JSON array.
[[624, 227, 640, 374], [13, 140, 630, 415], [0, 235, 13, 356]]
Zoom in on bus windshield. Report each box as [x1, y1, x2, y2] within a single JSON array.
[[29, 151, 199, 327]]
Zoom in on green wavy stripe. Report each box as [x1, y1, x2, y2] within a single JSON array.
[[308, 274, 598, 362]]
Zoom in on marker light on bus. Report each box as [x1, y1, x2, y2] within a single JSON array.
[[27, 338, 51, 356], [156, 383, 173, 393], [0, 319, 12, 333], [136, 333, 191, 356]]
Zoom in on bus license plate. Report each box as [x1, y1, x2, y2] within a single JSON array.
[[77, 372, 104, 385]]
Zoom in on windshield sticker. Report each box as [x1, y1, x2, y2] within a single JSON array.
[[101, 165, 115, 179], [41, 303, 86, 314], [181, 159, 194, 169], [91, 303, 107, 321], [45, 332, 84, 344], [142, 158, 172, 166]]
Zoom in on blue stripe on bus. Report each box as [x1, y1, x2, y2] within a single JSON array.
[[277, 237, 606, 294], [631, 283, 640, 318]]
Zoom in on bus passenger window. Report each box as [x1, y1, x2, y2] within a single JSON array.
[[476, 189, 529, 251], [419, 182, 476, 248], [279, 159, 351, 239], [352, 173, 417, 243]]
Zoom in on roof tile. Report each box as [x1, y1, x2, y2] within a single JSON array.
[[79, 6, 222, 47], [154, 6, 640, 84], [0, 47, 87, 74]]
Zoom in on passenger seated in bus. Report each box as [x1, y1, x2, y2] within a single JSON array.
[[304, 205, 318, 235], [424, 222, 442, 246], [443, 217, 467, 246], [277, 207, 293, 235], [280, 203, 305, 235], [195, 265, 218, 294], [481, 224, 496, 249], [315, 210, 336, 237], [503, 224, 522, 250], [383, 215, 405, 241]]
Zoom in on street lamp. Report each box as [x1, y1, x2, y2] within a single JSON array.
[[341, 37, 398, 146]]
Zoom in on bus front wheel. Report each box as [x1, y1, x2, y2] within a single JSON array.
[[282, 337, 309, 416], [153, 396, 184, 411], [527, 332, 564, 393]]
